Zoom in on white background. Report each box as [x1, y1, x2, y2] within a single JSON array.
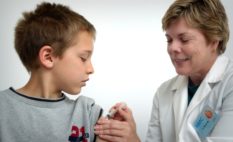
[[0, 0, 232, 141]]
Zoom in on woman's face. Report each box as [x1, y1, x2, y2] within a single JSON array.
[[165, 18, 218, 84]]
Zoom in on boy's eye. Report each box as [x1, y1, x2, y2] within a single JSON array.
[[80, 57, 87, 62]]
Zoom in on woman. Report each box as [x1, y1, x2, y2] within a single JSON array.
[[95, 0, 233, 141], [146, 0, 233, 141]]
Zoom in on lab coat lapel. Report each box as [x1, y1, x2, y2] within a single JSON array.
[[185, 55, 229, 117], [172, 76, 188, 134], [185, 80, 211, 116]]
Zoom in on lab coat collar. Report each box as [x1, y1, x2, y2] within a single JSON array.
[[205, 55, 229, 84]]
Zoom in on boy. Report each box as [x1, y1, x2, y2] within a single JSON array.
[[0, 2, 104, 142]]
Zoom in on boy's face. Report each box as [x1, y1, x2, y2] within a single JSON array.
[[52, 31, 94, 95]]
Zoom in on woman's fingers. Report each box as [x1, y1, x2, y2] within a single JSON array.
[[98, 134, 124, 142], [95, 119, 129, 130]]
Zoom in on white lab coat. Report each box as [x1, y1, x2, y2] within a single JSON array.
[[145, 55, 233, 142]]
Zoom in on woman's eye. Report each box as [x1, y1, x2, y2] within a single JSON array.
[[166, 38, 173, 45], [167, 39, 172, 44], [181, 38, 189, 43]]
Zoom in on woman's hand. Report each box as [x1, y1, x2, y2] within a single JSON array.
[[94, 103, 140, 142]]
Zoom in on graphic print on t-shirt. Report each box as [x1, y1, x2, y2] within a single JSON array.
[[68, 125, 89, 142]]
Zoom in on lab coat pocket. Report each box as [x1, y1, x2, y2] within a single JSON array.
[[193, 106, 220, 140]]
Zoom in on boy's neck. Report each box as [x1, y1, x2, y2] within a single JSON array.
[[17, 71, 62, 99]]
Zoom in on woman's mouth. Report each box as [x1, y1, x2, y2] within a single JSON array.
[[174, 57, 190, 63]]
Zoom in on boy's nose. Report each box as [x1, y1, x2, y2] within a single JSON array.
[[87, 62, 94, 74]]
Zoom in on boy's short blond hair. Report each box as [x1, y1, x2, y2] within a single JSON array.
[[162, 0, 229, 54], [15, 2, 96, 71]]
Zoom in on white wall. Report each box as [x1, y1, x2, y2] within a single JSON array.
[[0, 0, 232, 141]]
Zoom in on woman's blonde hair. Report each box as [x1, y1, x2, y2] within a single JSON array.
[[162, 0, 229, 54]]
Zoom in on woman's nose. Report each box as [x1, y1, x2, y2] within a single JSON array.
[[168, 41, 182, 53]]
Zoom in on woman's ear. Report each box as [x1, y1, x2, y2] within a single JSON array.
[[39, 45, 55, 69], [210, 40, 220, 53]]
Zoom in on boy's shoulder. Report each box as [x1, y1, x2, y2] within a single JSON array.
[[0, 88, 15, 111], [73, 95, 103, 119], [75, 95, 101, 111], [76, 95, 94, 103], [0, 88, 11, 93], [0, 88, 12, 99]]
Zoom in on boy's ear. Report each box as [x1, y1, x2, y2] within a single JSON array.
[[39, 45, 55, 69]]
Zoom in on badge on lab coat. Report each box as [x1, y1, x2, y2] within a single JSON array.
[[194, 105, 220, 140]]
